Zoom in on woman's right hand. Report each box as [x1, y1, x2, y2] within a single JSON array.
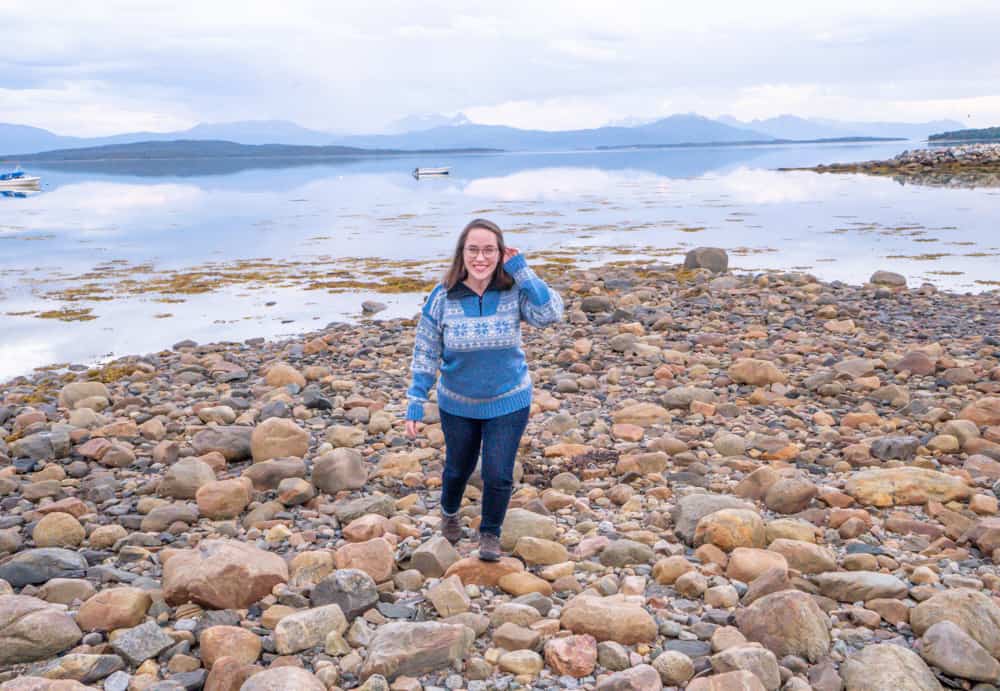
[[405, 420, 418, 439]]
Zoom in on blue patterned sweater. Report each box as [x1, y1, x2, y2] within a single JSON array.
[[406, 253, 564, 421]]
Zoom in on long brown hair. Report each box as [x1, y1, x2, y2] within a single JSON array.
[[442, 218, 515, 290]]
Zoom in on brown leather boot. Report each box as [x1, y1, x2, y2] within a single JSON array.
[[441, 510, 462, 544], [477, 531, 501, 562]]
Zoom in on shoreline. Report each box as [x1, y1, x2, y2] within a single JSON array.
[[4, 256, 998, 389], [781, 142, 1000, 185], [1, 252, 1000, 688]]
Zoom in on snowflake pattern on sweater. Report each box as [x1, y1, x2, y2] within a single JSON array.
[[406, 253, 563, 421]]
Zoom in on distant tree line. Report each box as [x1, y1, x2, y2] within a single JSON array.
[[929, 126, 1000, 142]]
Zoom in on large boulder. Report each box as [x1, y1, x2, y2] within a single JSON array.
[[242, 457, 307, 491], [959, 397, 1000, 426], [191, 426, 252, 462], [76, 587, 151, 632], [0, 595, 82, 665], [310, 569, 379, 620], [910, 588, 1000, 658], [58, 382, 110, 410], [840, 643, 941, 691], [845, 467, 972, 507], [361, 622, 475, 681], [274, 605, 348, 654], [240, 667, 326, 691], [163, 540, 288, 609], [920, 620, 1000, 682], [0, 548, 87, 587], [500, 508, 558, 551], [684, 247, 729, 273], [559, 595, 657, 644], [158, 457, 216, 499], [694, 509, 766, 552], [671, 494, 754, 544], [728, 359, 786, 386], [312, 448, 367, 494], [813, 571, 908, 602], [251, 418, 310, 462], [735, 590, 830, 662]]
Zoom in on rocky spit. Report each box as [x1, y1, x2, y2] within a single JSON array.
[[785, 143, 1000, 187], [1, 249, 1000, 691]]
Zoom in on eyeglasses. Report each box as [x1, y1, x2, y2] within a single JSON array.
[[464, 246, 498, 259]]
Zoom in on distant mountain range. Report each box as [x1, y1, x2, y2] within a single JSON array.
[[3, 139, 496, 162], [718, 115, 964, 141], [0, 113, 965, 157]]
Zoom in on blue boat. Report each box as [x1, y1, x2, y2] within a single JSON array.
[[0, 169, 41, 189]]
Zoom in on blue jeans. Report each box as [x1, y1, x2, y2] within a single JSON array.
[[439, 405, 530, 537]]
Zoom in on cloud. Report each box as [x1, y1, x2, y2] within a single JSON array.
[[0, 0, 998, 134]]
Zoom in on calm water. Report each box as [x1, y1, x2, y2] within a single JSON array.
[[2, 140, 999, 381]]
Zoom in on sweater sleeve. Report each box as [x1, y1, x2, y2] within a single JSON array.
[[406, 285, 446, 421], [504, 253, 564, 328]]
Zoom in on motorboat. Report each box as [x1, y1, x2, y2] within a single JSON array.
[[0, 170, 40, 189], [412, 167, 449, 178]]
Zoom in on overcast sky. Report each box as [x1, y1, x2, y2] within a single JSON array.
[[3, 0, 1000, 136]]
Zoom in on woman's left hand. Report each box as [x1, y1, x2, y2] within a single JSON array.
[[504, 246, 520, 262]]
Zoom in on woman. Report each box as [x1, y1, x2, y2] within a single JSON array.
[[405, 218, 564, 561]]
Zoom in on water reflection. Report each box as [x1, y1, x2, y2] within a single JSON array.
[[2, 141, 998, 381]]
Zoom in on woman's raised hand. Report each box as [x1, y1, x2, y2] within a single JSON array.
[[405, 420, 418, 440], [504, 246, 520, 262]]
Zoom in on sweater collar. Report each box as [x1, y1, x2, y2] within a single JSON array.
[[447, 275, 506, 299]]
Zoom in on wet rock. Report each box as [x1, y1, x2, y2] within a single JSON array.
[[684, 247, 729, 273], [870, 270, 906, 287]]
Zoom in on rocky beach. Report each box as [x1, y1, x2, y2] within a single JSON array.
[[787, 143, 1000, 187], [1, 249, 1000, 691]]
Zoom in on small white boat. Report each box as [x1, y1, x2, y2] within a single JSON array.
[[0, 170, 40, 189], [413, 166, 449, 178]]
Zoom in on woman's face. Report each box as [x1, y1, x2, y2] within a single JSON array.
[[463, 227, 500, 283]]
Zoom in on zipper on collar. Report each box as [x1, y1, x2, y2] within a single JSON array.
[[478, 294, 483, 315]]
